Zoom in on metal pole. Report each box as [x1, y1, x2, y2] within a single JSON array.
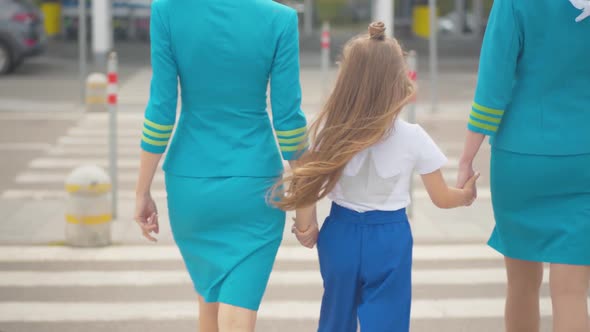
[[92, 0, 113, 70], [372, 0, 379, 22], [455, 0, 466, 35], [407, 50, 417, 124], [473, 0, 484, 38], [78, 0, 87, 105], [107, 52, 118, 219], [428, 0, 438, 112], [321, 21, 331, 97], [371, 0, 394, 36], [304, 0, 313, 36], [406, 50, 417, 218]]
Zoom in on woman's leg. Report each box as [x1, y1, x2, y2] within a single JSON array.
[[504, 257, 544, 332], [550, 263, 590, 332], [198, 295, 219, 332], [217, 303, 257, 332]]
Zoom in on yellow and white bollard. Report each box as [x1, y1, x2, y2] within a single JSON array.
[[85, 73, 108, 112], [65, 165, 112, 247]]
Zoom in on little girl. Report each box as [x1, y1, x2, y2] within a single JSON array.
[[273, 22, 479, 332]]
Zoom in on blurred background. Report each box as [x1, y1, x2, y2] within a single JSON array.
[[0, 1, 539, 332], [0, 0, 494, 74]]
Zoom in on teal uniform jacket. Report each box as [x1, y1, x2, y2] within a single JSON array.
[[468, 0, 590, 155], [140, 0, 307, 177]]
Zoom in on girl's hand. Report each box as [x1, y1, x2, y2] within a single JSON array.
[[292, 218, 319, 249], [134, 193, 159, 242], [462, 172, 480, 206]]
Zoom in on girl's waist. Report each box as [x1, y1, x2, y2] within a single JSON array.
[[329, 202, 408, 225]]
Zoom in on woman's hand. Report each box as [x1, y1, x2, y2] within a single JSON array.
[[292, 218, 319, 249], [457, 161, 475, 189], [134, 193, 159, 242]]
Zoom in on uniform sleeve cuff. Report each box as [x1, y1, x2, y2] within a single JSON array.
[[276, 126, 308, 160], [468, 102, 504, 136], [140, 117, 174, 154]]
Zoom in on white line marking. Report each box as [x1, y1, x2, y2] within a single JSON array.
[[29, 158, 141, 169], [0, 268, 541, 287], [67, 128, 142, 137], [0, 188, 492, 200], [0, 190, 167, 200], [0, 244, 502, 263], [57, 137, 140, 145], [0, 113, 81, 121], [0, 99, 79, 113], [0, 298, 580, 321], [0, 143, 52, 151], [0, 270, 314, 287], [15, 172, 164, 184], [82, 113, 145, 121], [47, 147, 143, 156]]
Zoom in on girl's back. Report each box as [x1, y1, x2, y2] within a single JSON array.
[[330, 120, 446, 212]]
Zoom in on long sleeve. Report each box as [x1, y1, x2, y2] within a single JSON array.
[[140, 0, 178, 154], [468, 0, 522, 136], [270, 10, 308, 160]]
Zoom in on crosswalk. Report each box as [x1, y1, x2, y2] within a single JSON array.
[[0, 243, 568, 332]]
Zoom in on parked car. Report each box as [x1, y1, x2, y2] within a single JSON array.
[[0, 0, 46, 74]]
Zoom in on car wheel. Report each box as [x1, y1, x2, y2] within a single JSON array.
[[0, 42, 14, 75]]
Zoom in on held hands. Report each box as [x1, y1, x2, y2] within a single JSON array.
[[292, 217, 319, 249], [134, 193, 159, 242], [457, 165, 480, 206]]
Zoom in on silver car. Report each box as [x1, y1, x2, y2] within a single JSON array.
[[0, 0, 46, 75]]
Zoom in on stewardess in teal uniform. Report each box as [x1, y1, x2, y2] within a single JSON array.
[[133, 0, 309, 331], [457, 0, 590, 331]]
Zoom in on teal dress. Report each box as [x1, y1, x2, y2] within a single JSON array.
[[468, 0, 590, 265], [140, 0, 307, 310]]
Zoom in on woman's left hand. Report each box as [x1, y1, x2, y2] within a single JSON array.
[[134, 193, 159, 242]]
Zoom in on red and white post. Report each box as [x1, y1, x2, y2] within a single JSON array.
[[407, 50, 417, 123], [107, 52, 118, 219], [321, 22, 331, 97], [407, 50, 417, 217]]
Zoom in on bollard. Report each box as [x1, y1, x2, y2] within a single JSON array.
[[65, 165, 112, 247], [85, 73, 108, 112], [107, 52, 119, 219], [321, 22, 331, 98], [406, 50, 418, 218]]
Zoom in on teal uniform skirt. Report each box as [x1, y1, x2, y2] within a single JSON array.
[[165, 174, 285, 310], [489, 148, 590, 265]]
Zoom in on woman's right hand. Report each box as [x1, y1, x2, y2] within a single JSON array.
[[134, 193, 159, 242]]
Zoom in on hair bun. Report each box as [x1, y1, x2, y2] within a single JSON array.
[[368, 22, 386, 40]]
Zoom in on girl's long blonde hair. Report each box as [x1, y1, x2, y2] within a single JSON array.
[[271, 22, 416, 210]]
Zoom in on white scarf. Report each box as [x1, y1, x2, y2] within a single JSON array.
[[570, 0, 590, 22]]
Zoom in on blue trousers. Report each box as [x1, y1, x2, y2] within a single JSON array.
[[317, 203, 413, 332]]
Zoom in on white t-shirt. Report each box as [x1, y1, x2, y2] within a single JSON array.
[[328, 120, 448, 212]]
